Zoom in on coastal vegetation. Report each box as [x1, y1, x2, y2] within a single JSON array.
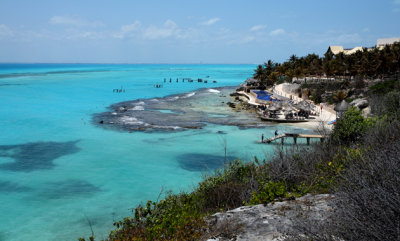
[[253, 43, 400, 86], [79, 49, 400, 240]]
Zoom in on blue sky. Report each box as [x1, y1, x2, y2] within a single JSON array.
[[0, 0, 399, 63]]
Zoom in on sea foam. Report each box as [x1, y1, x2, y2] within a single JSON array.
[[208, 89, 220, 93]]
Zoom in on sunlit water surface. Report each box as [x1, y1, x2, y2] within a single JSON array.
[[0, 64, 313, 240]]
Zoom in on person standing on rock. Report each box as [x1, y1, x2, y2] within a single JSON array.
[[261, 134, 264, 143], [275, 130, 278, 137]]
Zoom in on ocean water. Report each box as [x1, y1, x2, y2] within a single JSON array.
[[0, 64, 312, 241]]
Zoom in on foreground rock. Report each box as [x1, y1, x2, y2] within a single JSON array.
[[205, 194, 334, 241]]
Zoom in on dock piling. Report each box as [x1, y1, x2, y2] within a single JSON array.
[[262, 133, 326, 145]]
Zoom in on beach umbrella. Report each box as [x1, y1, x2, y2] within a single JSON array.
[[284, 110, 293, 116], [299, 100, 310, 106], [268, 106, 278, 111], [284, 106, 295, 112], [295, 103, 305, 110], [334, 100, 350, 112], [334, 100, 350, 119]]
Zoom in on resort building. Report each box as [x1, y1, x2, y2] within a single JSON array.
[[326, 46, 363, 55], [327, 37, 400, 56], [377, 38, 400, 49]]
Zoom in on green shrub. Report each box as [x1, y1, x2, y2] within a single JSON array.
[[369, 79, 399, 95], [196, 159, 258, 210], [248, 181, 288, 205], [383, 91, 400, 119], [109, 192, 205, 241], [330, 107, 375, 144]]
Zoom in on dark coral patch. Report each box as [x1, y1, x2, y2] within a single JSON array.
[[177, 153, 236, 172], [0, 140, 80, 172], [41, 179, 101, 199], [0, 181, 31, 192]]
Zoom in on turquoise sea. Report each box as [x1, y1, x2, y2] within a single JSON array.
[[0, 64, 310, 241]]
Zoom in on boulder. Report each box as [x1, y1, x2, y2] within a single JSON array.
[[350, 98, 369, 109], [362, 106, 372, 118], [205, 194, 334, 241]]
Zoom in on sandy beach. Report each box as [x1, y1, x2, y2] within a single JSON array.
[[273, 83, 336, 132]]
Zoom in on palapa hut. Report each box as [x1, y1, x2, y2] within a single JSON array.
[[284, 106, 295, 119], [334, 100, 350, 119], [294, 101, 312, 118], [267, 105, 280, 118]]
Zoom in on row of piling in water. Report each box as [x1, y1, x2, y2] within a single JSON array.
[[113, 78, 218, 92], [163, 78, 217, 84]]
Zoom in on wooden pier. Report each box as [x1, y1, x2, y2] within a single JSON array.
[[261, 133, 326, 145]]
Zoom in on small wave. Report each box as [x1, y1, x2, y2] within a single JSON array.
[[168, 96, 180, 101], [130, 106, 145, 111], [184, 92, 196, 98], [119, 116, 144, 125], [152, 125, 181, 130], [111, 112, 117, 115], [136, 101, 145, 105], [149, 99, 159, 102], [208, 89, 220, 93]]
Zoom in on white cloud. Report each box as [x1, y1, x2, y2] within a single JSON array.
[[200, 18, 220, 26], [250, 25, 267, 32], [164, 19, 177, 29], [113, 21, 142, 39], [143, 20, 178, 40], [121, 21, 141, 33], [231, 35, 256, 44], [49, 16, 104, 28], [112, 19, 197, 41], [300, 31, 362, 45], [0, 24, 13, 38], [335, 33, 362, 44], [269, 28, 285, 36]]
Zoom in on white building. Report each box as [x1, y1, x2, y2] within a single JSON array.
[[327, 46, 363, 55], [327, 37, 400, 56], [377, 38, 400, 48]]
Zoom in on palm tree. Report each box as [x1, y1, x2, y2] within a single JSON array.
[[254, 64, 265, 81], [333, 90, 347, 103], [289, 54, 298, 68]]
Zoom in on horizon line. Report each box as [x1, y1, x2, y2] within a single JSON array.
[[0, 62, 259, 65]]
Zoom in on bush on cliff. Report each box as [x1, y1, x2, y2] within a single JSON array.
[[330, 107, 375, 145], [289, 120, 400, 241]]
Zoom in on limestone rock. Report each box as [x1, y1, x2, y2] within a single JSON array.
[[362, 106, 372, 117], [350, 98, 369, 109], [205, 194, 334, 241]]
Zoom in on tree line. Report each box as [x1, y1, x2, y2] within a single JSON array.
[[254, 42, 400, 86]]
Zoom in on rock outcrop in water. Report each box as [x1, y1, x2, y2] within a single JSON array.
[[93, 87, 271, 132]]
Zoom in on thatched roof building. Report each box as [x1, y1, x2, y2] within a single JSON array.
[[334, 100, 350, 118]]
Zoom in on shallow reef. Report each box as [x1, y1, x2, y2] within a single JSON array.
[[93, 87, 271, 132]]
